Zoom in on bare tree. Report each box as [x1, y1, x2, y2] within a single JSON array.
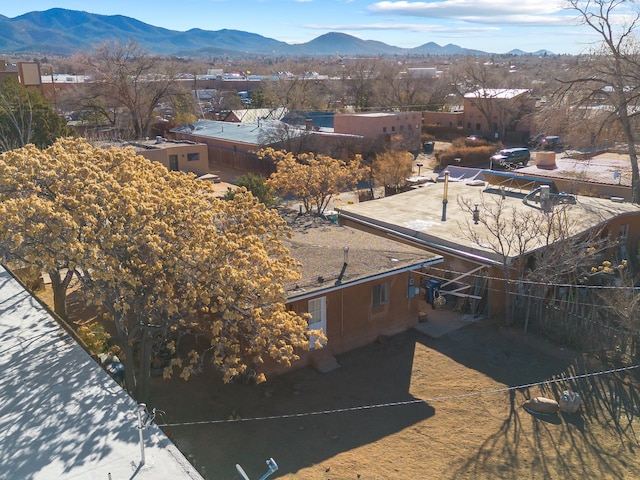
[[457, 193, 605, 325], [557, 0, 640, 202], [70, 41, 185, 139], [341, 58, 380, 111]]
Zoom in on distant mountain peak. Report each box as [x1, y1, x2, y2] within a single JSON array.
[[0, 9, 553, 57]]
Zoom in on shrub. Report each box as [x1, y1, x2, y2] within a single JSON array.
[[77, 320, 112, 355], [436, 144, 502, 168]]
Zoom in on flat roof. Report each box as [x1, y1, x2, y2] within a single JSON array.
[[280, 209, 441, 300], [171, 119, 294, 146], [0, 265, 203, 480], [130, 138, 206, 151], [337, 180, 640, 264]]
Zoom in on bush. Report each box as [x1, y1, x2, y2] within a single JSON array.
[[77, 320, 112, 355], [436, 144, 502, 168], [223, 173, 279, 207]]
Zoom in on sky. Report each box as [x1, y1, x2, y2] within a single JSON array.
[[0, 1, 623, 55]]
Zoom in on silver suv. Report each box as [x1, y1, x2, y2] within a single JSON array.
[[490, 148, 530, 168]]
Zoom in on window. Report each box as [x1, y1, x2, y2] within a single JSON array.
[[187, 152, 200, 161], [383, 127, 387, 133], [400, 125, 404, 131], [372, 283, 389, 307], [308, 298, 323, 326], [619, 224, 629, 241], [391, 126, 396, 132]]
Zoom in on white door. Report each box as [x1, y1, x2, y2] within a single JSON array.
[[307, 296, 326, 350]]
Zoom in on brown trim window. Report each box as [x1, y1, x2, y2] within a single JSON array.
[[372, 282, 389, 307], [187, 152, 200, 161]]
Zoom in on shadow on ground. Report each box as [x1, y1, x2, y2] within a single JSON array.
[[150, 331, 434, 479]]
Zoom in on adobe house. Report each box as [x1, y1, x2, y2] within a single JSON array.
[[463, 88, 534, 142], [170, 119, 283, 175], [170, 119, 365, 174], [334, 111, 423, 153], [337, 168, 640, 318], [267, 212, 443, 375], [130, 137, 210, 176]]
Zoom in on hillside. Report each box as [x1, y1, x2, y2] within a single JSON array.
[[0, 8, 554, 57]]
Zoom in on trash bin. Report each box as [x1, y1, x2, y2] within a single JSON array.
[[424, 279, 441, 305], [423, 141, 435, 154]]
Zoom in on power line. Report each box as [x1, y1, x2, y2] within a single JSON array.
[[159, 363, 640, 428]]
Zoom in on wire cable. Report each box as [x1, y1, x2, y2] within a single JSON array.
[[159, 363, 640, 427]]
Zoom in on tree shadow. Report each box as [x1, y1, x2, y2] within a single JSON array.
[[0, 268, 184, 478], [441, 326, 639, 480], [150, 329, 435, 478]]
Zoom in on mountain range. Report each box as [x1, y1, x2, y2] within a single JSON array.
[[0, 9, 553, 57]]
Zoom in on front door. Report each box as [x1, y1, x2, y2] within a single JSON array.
[[307, 296, 326, 350], [169, 154, 179, 171]]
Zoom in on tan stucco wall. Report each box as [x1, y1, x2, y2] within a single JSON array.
[[138, 143, 209, 176], [266, 272, 420, 376], [422, 111, 463, 128], [334, 112, 422, 151]]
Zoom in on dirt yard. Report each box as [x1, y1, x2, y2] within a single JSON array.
[[146, 319, 639, 480], [37, 286, 640, 480]]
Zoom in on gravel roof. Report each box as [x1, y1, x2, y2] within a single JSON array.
[[279, 208, 440, 298]]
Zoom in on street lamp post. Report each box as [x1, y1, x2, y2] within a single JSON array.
[[416, 162, 424, 176]]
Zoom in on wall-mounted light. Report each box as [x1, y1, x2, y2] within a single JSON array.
[[473, 203, 480, 224]]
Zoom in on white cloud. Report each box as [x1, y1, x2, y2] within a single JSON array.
[[303, 22, 499, 35], [368, 0, 568, 21]]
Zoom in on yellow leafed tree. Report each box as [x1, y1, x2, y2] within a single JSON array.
[[263, 148, 367, 215], [0, 138, 318, 400], [371, 150, 414, 193]]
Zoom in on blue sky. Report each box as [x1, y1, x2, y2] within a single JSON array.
[[1, 1, 617, 55]]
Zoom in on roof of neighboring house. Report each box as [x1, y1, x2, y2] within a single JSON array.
[[171, 119, 294, 146], [337, 176, 640, 265], [0, 265, 203, 480], [464, 89, 531, 99], [226, 107, 288, 123], [280, 209, 442, 301], [128, 138, 207, 151], [336, 111, 421, 118], [281, 110, 335, 129]]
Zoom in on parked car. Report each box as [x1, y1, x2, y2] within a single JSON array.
[[490, 147, 531, 168], [541, 135, 561, 150], [466, 134, 484, 141]]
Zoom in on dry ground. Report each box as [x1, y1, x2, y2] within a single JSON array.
[[147, 319, 640, 480], [40, 287, 640, 480]]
